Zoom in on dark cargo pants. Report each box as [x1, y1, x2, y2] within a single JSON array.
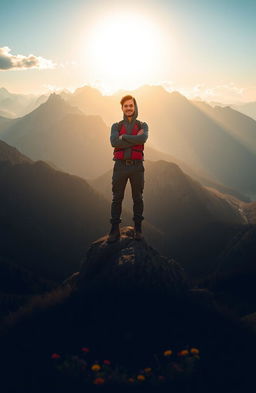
[[110, 160, 145, 225]]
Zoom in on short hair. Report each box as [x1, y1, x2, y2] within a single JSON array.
[[120, 95, 136, 106]]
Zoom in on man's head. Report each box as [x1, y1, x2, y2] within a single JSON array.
[[120, 95, 136, 120]]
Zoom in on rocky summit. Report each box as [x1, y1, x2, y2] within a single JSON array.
[[64, 226, 188, 297]]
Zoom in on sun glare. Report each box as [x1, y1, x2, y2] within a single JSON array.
[[81, 10, 172, 92]]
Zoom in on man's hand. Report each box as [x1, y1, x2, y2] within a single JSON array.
[[119, 129, 143, 140], [120, 130, 143, 139]]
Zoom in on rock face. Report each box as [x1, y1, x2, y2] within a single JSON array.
[[75, 226, 188, 295]]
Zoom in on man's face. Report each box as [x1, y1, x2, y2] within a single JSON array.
[[122, 99, 135, 117]]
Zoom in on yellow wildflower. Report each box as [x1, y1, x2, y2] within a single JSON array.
[[91, 364, 101, 372], [144, 367, 152, 373], [163, 349, 173, 356], [178, 349, 189, 356], [137, 374, 146, 381], [190, 347, 200, 355]]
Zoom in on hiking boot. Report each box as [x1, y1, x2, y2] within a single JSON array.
[[108, 223, 121, 243], [134, 222, 144, 240]]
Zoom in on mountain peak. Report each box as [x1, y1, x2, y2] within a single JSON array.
[[0, 87, 12, 98], [0, 87, 10, 93], [46, 92, 65, 104], [0, 139, 33, 165], [169, 90, 189, 102], [73, 85, 103, 98], [29, 91, 82, 118], [64, 226, 188, 294]]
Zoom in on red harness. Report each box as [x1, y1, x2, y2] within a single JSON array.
[[113, 120, 144, 160]]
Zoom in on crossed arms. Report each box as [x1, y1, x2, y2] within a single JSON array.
[[110, 122, 149, 148]]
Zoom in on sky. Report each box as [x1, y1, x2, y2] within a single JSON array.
[[0, 0, 256, 103]]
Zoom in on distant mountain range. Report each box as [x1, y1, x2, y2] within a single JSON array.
[[0, 143, 113, 281], [1, 86, 256, 200], [0, 87, 49, 118], [231, 101, 256, 121], [208, 100, 256, 122]]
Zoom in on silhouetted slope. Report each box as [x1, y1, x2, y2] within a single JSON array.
[[89, 159, 246, 278], [0, 141, 162, 283], [1, 227, 255, 393], [192, 100, 256, 153], [135, 161, 247, 276], [145, 146, 250, 202], [200, 224, 256, 316], [0, 139, 33, 164], [232, 100, 256, 121], [0, 115, 15, 130], [0, 256, 55, 319], [90, 160, 244, 225], [0, 158, 113, 280], [216, 225, 256, 275]]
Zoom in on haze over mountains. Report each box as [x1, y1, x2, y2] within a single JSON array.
[[1, 85, 256, 200], [0, 87, 49, 118], [231, 101, 256, 121], [0, 93, 115, 179], [1, 83, 256, 280]]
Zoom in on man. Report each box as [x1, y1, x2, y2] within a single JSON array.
[[108, 95, 149, 242]]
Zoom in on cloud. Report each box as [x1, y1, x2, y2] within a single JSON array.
[[0, 46, 56, 71], [161, 81, 256, 104], [190, 83, 256, 104], [42, 84, 75, 93]]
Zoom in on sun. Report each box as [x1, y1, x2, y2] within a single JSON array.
[[81, 10, 171, 93]]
